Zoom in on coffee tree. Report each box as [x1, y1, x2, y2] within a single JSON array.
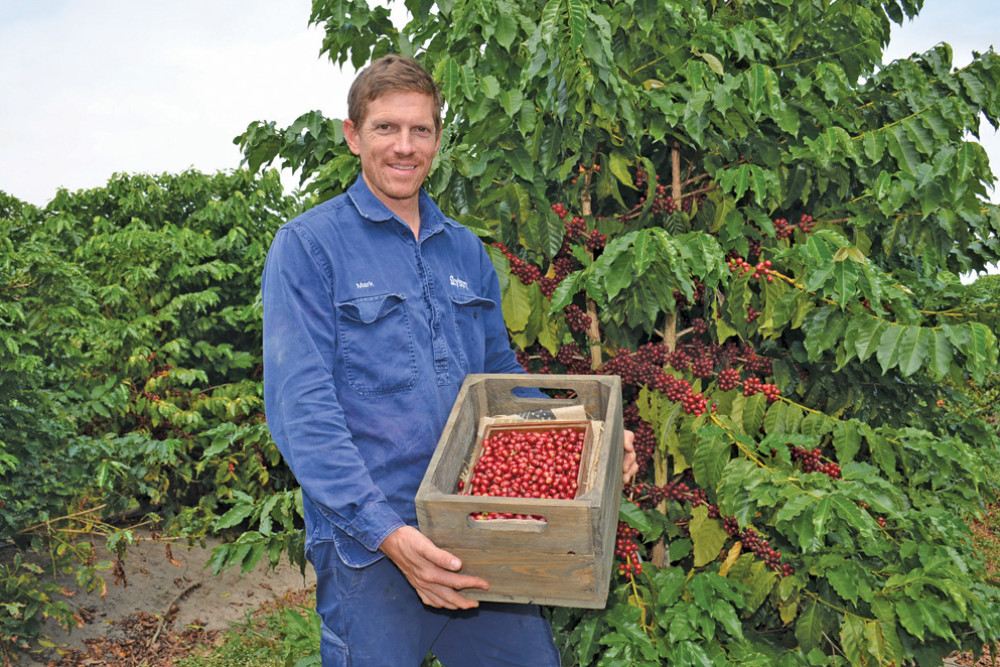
[[0, 170, 302, 657], [236, 0, 1000, 663]]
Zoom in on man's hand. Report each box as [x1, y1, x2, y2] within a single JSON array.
[[379, 525, 489, 610], [623, 429, 638, 485]]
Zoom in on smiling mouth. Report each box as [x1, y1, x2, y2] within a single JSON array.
[[390, 164, 416, 171]]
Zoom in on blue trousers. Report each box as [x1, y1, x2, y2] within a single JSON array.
[[310, 541, 561, 666]]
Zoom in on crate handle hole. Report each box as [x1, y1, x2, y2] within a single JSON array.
[[511, 386, 579, 403], [466, 514, 549, 532]]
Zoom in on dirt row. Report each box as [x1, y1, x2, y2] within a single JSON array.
[[15, 533, 315, 666]]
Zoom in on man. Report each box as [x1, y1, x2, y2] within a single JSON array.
[[262, 54, 637, 666]]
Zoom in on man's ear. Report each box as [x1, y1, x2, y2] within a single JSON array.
[[343, 118, 361, 156]]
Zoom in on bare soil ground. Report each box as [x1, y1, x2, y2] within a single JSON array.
[[12, 532, 315, 666]]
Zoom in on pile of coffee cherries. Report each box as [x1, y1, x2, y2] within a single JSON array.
[[459, 425, 586, 520]]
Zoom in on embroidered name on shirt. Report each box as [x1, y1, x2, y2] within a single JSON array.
[[449, 275, 469, 290], [356, 281, 374, 289]]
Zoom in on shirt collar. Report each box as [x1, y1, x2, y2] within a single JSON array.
[[346, 175, 446, 238]]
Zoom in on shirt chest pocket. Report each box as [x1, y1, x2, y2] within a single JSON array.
[[336, 293, 417, 397], [448, 293, 496, 373]]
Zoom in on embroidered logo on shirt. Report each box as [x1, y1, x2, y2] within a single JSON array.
[[449, 275, 469, 290], [356, 281, 374, 289]]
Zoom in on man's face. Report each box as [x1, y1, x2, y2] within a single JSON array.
[[343, 90, 441, 213]]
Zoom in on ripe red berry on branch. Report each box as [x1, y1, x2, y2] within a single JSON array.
[[743, 376, 763, 397], [563, 303, 591, 333], [565, 215, 587, 240], [614, 520, 642, 578], [773, 217, 792, 240], [717, 368, 740, 392], [493, 241, 542, 286], [585, 229, 607, 252]]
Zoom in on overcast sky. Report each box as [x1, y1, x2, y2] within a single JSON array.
[[0, 0, 997, 209]]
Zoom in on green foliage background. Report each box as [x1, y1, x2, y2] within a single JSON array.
[[0, 171, 303, 657], [2, 0, 1000, 664]]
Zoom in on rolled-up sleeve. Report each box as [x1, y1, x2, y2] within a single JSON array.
[[262, 226, 404, 566]]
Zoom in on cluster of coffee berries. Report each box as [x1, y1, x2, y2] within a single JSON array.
[[627, 479, 716, 513], [622, 404, 656, 476], [634, 168, 651, 188], [717, 368, 740, 392], [667, 348, 691, 371], [690, 351, 715, 378], [555, 342, 591, 375], [647, 183, 677, 215], [657, 374, 708, 416], [634, 169, 674, 213], [615, 520, 643, 578], [493, 242, 542, 285], [630, 420, 656, 477], [681, 194, 703, 213], [741, 377, 781, 403], [601, 344, 668, 389], [743, 349, 773, 376], [773, 213, 815, 240], [761, 382, 781, 402], [563, 303, 592, 333], [742, 376, 761, 396], [672, 280, 706, 308], [667, 338, 717, 379], [789, 445, 841, 480], [746, 306, 761, 323], [461, 426, 586, 519], [552, 254, 576, 280], [555, 342, 580, 367], [585, 229, 607, 252], [686, 488, 718, 516], [773, 217, 793, 240], [564, 215, 587, 240], [536, 277, 557, 297], [495, 205, 597, 295], [737, 526, 793, 576], [601, 338, 782, 417], [728, 256, 775, 283]]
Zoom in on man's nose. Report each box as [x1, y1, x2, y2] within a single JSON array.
[[394, 131, 415, 154]]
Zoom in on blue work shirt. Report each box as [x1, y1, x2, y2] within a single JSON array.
[[261, 176, 524, 568]]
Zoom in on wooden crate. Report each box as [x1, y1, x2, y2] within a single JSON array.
[[416, 374, 624, 608]]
